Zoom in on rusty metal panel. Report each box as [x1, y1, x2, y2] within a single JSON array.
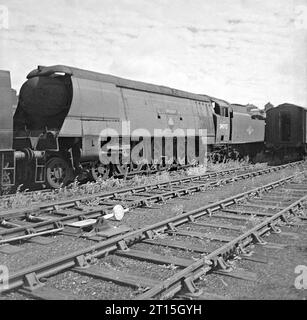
[[231, 112, 265, 144], [0, 71, 14, 150]]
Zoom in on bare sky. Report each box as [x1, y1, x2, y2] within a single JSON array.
[[0, 0, 307, 107]]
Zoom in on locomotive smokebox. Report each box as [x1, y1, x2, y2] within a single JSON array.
[[19, 76, 71, 117], [14, 75, 72, 133]]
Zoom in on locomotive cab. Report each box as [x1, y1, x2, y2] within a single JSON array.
[[211, 98, 231, 144]]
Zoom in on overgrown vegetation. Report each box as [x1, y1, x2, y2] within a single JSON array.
[[0, 159, 268, 210]]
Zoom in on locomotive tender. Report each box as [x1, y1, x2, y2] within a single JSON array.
[[1, 65, 265, 190]]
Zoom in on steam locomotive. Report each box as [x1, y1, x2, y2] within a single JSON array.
[[1, 65, 267, 190]]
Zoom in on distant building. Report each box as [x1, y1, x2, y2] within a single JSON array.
[[264, 102, 274, 112]]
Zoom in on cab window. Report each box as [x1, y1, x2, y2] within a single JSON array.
[[213, 102, 221, 115], [213, 102, 228, 117]]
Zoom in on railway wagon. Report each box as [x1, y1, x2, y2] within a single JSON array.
[[0, 70, 16, 190], [3, 65, 266, 190], [265, 103, 307, 160]]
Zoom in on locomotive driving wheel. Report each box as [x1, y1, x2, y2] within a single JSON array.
[[115, 164, 129, 177], [90, 163, 110, 181], [146, 163, 158, 173], [46, 157, 74, 189], [129, 163, 143, 173]]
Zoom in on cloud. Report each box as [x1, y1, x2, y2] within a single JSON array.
[[228, 19, 242, 25], [186, 27, 200, 34], [0, 0, 306, 107]]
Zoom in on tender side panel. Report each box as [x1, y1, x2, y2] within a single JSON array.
[[231, 112, 265, 144]]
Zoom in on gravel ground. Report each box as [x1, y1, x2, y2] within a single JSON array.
[[1, 164, 289, 275], [0, 164, 306, 300], [0, 235, 97, 273], [196, 222, 307, 300]]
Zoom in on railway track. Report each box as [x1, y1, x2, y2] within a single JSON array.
[[0, 161, 306, 299], [0, 163, 191, 199], [0, 162, 302, 246]]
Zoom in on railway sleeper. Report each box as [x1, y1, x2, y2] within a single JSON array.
[[167, 229, 234, 242], [115, 249, 193, 268], [20, 285, 82, 300], [73, 266, 160, 290], [221, 208, 275, 217], [3, 168, 306, 298]]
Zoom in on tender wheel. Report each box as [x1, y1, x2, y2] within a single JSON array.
[[46, 157, 74, 188], [90, 163, 110, 181]]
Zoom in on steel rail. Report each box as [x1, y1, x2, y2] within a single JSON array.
[[113, 163, 193, 178], [135, 193, 307, 299], [0, 164, 192, 198], [0, 189, 52, 201], [0, 161, 303, 243], [0, 165, 263, 222], [0, 165, 252, 217], [2, 170, 304, 294], [0, 161, 302, 220]]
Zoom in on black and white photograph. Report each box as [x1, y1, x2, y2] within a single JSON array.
[[0, 0, 306, 309]]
